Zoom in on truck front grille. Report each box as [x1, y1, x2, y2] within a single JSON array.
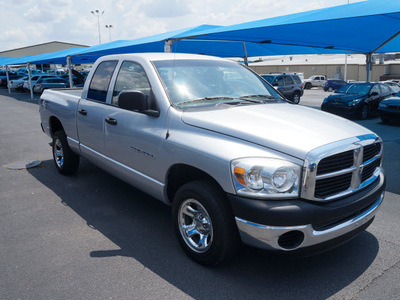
[[302, 135, 383, 202]]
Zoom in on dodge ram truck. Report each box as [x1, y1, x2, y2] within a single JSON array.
[[39, 53, 385, 266]]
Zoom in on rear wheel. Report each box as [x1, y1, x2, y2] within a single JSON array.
[[52, 130, 79, 175], [172, 180, 239, 266], [328, 86, 333, 92], [291, 91, 301, 104]]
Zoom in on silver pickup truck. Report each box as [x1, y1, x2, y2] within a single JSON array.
[[39, 53, 385, 266]]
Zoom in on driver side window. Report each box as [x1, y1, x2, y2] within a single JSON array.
[[112, 61, 151, 106]]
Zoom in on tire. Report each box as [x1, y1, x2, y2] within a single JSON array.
[[305, 82, 312, 89], [328, 87, 333, 92], [291, 91, 301, 104], [359, 104, 369, 120], [172, 180, 240, 266], [52, 130, 79, 175]]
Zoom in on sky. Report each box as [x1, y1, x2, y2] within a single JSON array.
[[0, 0, 364, 52]]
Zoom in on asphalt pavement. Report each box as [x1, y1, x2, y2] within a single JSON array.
[[0, 88, 399, 300]]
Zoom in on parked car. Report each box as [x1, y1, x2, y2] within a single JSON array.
[[381, 81, 400, 93], [0, 70, 20, 87], [39, 53, 385, 266], [304, 75, 326, 89], [323, 79, 347, 92], [260, 73, 303, 103], [321, 82, 393, 119], [8, 76, 29, 89], [33, 77, 69, 94], [23, 75, 58, 92], [378, 91, 400, 123]]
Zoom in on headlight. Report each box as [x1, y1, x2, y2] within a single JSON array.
[[348, 98, 362, 106], [231, 158, 301, 199]]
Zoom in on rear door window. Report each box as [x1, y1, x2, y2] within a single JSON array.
[[284, 75, 294, 85], [87, 61, 118, 102]]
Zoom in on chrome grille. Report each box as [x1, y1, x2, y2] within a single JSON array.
[[302, 135, 383, 202]]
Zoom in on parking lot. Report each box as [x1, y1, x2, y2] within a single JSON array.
[[0, 87, 399, 300]]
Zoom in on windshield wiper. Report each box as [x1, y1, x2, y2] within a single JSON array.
[[239, 94, 280, 103], [177, 96, 235, 106]]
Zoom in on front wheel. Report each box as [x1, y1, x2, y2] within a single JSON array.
[[52, 130, 79, 175], [328, 87, 333, 92], [172, 180, 239, 266], [359, 104, 369, 120]]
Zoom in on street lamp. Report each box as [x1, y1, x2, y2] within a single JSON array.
[[91, 9, 104, 44], [105, 25, 114, 42]]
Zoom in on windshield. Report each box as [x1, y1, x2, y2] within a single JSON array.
[[153, 59, 283, 108], [336, 83, 372, 95]]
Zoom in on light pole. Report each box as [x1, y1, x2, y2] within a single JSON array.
[[91, 9, 104, 44], [105, 25, 114, 42]]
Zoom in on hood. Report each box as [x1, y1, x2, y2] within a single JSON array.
[[181, 103, 372, 159], [326, 93, 366, 103]]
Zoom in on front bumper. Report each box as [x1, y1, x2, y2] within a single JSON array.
[[229, 172, 385, 251], [378, 107, 400, 121], [321, 102, 361, 117]]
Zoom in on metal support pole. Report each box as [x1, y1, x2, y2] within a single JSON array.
[[366, 53, 372, 82], [164, 40, 173, 53], [67, 56, 73, 88], [5, 66, 11, 94], [27, 63, 33, 100], [243, 42, 248, 66], [344, 54, 348, 81]]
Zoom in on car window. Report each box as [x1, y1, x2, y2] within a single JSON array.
[[274, 76, 284, 86], [314, 77, 320, 80], [370, 85, 380, 95], [87, 60, 118, 102], [261, 75, 274, 84], [292, 76, 301, 84], [112, 61, 151, 106], [380, 84, 391, 94], [284, 76, 294, 85]]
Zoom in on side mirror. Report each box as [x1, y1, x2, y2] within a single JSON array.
[[118, 90, 148, 111], [118, 90, 159, 117], [370, 91, 379, 96]]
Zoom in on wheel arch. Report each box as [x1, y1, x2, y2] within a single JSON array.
[[49, 116, 64, 138], [165, 164, 225, 204]]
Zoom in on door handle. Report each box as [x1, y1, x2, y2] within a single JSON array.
[[78, 109, 87, 116], [105, 117, 118, 125]]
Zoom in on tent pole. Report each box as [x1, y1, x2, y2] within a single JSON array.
[[366, 53, 372, 82], [27, 63, 33, 100], [243, 42, 248, 66], [344, 54, 348, 81], [67, 56, 73, 88], [164, 40, 173, 53], [5, 66, 11, 94]]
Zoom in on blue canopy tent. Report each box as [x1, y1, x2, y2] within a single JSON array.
[[171, 0, 400, 81]]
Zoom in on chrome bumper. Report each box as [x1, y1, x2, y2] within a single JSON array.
[[235, 192, 384, 251]]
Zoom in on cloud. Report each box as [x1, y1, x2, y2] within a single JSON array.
[[139, 0, 191, 18]]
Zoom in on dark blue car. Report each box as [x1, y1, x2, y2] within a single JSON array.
[[378, 91, 400, 124], [322, 79, 347, 92], [321, 82, 393, 119]]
